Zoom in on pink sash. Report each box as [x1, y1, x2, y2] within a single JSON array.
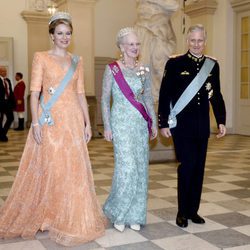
[[109, 62, 152, 135]]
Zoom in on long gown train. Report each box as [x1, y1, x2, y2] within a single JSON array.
[[0, 51, 106, 246]]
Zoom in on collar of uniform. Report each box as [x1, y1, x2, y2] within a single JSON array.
[[187, 51, 205, 62]]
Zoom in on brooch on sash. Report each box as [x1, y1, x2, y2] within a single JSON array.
[[111, 65, 119, 76], [48, 87, 56, 95], [44, 113, 52, 124]]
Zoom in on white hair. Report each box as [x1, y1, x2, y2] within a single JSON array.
[[116, 27, 136, 48]]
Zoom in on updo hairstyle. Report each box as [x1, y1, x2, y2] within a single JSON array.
[[116, 27, 136, 49]]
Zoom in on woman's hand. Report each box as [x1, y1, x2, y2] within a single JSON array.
[[150, 127, 158, 140], [30, 91, 41, 144], [32, 124, 42, 144], [84, 124, 92, 143], [104, 130, 113, 142]]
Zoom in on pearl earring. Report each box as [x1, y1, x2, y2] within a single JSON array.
[[120, 52, 125, 64]]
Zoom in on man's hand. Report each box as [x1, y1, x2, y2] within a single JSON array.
[[160, 128, 172, 138], [216, 124, 226, 138]]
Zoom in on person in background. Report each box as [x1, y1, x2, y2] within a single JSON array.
[[14, 72, 26, 131], [0, 66, 14, 142], [158, 24, 226, 228]]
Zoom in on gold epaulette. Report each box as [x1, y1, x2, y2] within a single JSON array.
[[169, 53, 183, 59], [205, 55, 217, 61]]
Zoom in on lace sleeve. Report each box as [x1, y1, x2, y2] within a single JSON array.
[[30, 52, 44, 92], [142, 70, 157, 129], [101, 65, 113, 131]]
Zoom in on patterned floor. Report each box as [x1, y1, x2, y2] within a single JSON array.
[[0, 129, 250, 250]]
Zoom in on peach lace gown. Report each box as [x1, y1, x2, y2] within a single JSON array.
[[0, 51, 106, 246]]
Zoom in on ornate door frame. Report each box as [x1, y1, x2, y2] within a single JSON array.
[[0, 37, 14, 85]]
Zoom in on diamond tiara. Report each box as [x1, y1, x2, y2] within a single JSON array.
[[116, 27, 135, 40], [49, 11, 72, 25]]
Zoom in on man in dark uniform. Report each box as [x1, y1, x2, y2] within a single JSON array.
[[0, 66, 15, 142], [158, 24, 226, 228]]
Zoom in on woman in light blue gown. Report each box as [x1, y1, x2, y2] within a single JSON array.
[[101, 27, 157, 232]]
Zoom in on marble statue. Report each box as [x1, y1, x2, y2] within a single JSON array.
[[134, 0, 179, 101]]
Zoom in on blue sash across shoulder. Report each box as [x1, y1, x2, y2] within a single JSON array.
[[39, 55, 79, 126], [168, 58, 215, 129]]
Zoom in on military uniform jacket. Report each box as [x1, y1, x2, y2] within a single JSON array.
[[158, 51, 226, 138], [0, 77, 15, 112]]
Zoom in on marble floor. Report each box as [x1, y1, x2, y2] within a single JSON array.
[[0, 130, 250, 250]]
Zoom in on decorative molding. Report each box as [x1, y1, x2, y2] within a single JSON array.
[[0, 37, 14, 83], [55, 0, 96, 5], [26, 0, 49, 12], [25, 0, 96, 13], [231, 0, 250, 12], [185, 0, 218, 17], [69, 0, 96, 3], [21, 10, 50, 23]]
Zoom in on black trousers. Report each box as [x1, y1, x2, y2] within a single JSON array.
[[0, 102, 14, 136], [173, 135, 208, 217]]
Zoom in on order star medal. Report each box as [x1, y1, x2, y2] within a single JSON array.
[[205, 82, 212, 91]]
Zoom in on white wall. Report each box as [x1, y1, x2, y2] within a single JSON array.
[[212, 0, 234, 129], [0, 0, 28, 86], [0, 0, 28, 121], [95, 0, 137, 58]]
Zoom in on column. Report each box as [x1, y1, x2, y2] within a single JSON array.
[[21, 11, 50, 85], [185, 0, 218, 53], [21, 10, 50, 127]]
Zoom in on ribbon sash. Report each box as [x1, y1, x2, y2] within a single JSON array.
[[39, 55, 79, 126], [109, 62, 152, 135], [168, 58, 215, 129]]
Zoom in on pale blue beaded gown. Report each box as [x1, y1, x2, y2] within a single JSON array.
[[101, 62, 156, 226]]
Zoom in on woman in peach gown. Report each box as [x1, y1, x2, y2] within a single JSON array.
[[0, 12, 106, 246]]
